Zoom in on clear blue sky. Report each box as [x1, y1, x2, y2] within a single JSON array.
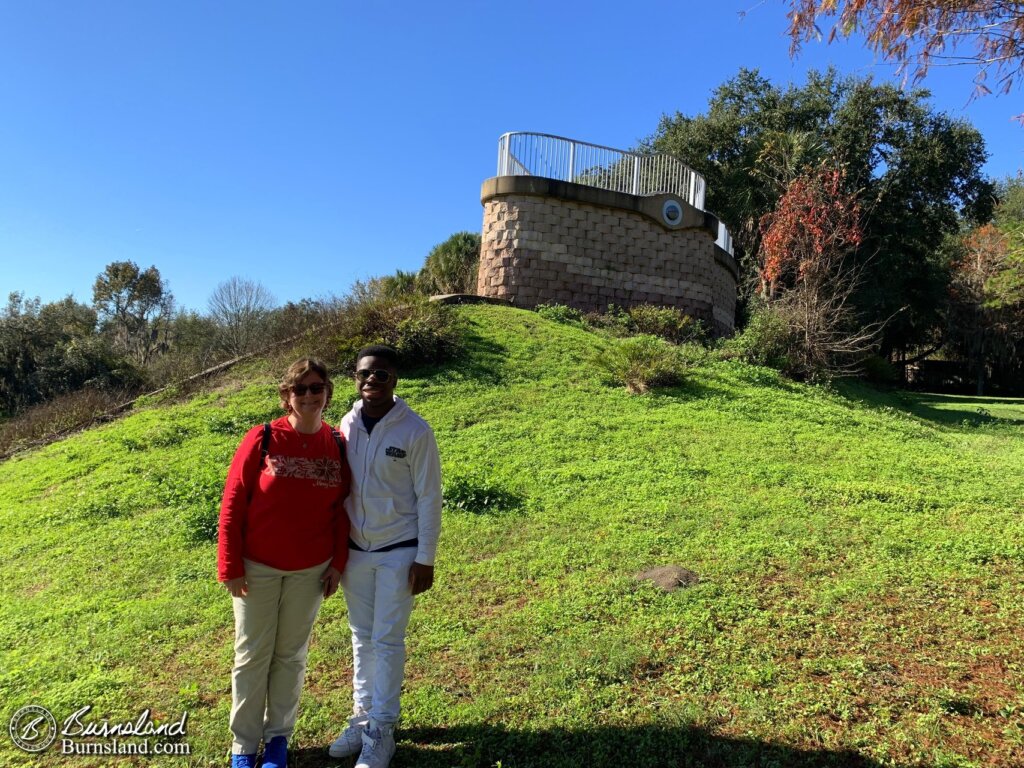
[[2, 1, 1021, 312]]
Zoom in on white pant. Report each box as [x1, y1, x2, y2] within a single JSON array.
[[342, 547, 417, 725], [229, 558, 328, 755]]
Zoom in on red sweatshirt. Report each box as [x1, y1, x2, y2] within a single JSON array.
[[217, 416, 351, 581]]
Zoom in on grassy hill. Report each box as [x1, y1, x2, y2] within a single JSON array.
[[2, 304, 1023, 768]]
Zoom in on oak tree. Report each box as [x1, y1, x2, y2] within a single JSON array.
[[648, 68, 993, 356], [92, 261, 174, 365]]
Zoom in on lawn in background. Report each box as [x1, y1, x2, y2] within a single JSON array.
[[1, 304, 1022, 767]]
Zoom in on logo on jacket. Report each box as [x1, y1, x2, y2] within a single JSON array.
[[385, 446, 406, 459]]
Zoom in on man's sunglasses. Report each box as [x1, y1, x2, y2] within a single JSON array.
[[290, 383, 327, 396], [354, 369, 393, 383]]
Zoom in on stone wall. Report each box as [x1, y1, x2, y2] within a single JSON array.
[[477, 176, 737, 336]]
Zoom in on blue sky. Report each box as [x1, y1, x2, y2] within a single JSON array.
[[2, 1, 1021, 312]]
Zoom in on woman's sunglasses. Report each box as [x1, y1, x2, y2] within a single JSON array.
[[354, 369, 392, 383], [290, 383, 327, 396]]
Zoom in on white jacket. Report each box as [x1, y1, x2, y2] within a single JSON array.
[[339, 396, 442, 566]]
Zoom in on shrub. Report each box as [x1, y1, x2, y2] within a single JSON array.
[[443, 471, 524, 515], [417, 232, 481, 295], [861, 355, 901, 385], [268, 297, 340, 345], [584, 305, 633, 337], [348, 271, 421, 301], [333, 293, 463, 369], [627, 305, 706, 345], [721, 303, 799, 374], [723, 296, 881, 382], [535, 303, 586, 327], [577, 304, 707, 345], [593, 334, 687, 394], [0, 386, 136, 458]]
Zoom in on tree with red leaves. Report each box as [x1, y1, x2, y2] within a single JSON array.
[[787, 0, 1024, 99], [756, 165, 881, 378], [758, 166, 863, 299]]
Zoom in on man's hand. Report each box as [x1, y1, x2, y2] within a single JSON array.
[[408, 562, 434, 595], [321, 565, 343, 598], [223, 576, 248, 598]]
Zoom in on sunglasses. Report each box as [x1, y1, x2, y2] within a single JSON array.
[[355, 368, 393, 383], [290, 383, 327, 396]]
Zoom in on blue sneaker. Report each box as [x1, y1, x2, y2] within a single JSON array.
[[231, 754, 257, 768], [263, 736, 287, 768]]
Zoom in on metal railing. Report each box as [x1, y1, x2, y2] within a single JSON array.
[[496, 131, 707, 212]]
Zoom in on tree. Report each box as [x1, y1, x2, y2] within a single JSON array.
[[994, 172, 1024, 231], [0, 293, 138, 414], [786, 0, 1024, 98], [757, 165, 881, 378], [647, 68, 993, 356], [142, 310, 223, 384], [758, 165, 863, 297], [92, 261, 174, 365], [417, 232, 481, 295], [943, 176, 1024, 394], [207, 277, 277, 357], [991, 174, 1024, 307], [946, 223, 1024, 393]]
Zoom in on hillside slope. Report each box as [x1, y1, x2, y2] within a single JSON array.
[[2, 304, 1023, 767]]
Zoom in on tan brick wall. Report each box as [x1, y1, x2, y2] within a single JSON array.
[[479, 194, 736, 336]]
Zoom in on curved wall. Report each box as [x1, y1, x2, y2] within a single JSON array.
[[477, 176, 737, 336]]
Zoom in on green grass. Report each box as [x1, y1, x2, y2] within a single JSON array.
[[2, 304, 1023, 767]]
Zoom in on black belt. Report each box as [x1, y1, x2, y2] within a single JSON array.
[[348, 537, 418, 553]]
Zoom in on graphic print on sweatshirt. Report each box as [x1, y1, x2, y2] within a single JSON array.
[[265, 455, 344, 487]]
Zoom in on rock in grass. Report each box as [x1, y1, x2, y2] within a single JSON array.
[[634, 565, 699, 592]]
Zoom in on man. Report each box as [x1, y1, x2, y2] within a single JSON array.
[[328, 344, 442, 768]]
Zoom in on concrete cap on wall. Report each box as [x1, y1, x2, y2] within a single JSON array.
[[481, 176, 715, 236]]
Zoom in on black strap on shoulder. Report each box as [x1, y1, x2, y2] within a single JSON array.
[[260, 423, 271, 466], [246, 423, 272, 502], [331, 427, 346, 462]]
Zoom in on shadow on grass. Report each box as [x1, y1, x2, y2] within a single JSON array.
[[900, 393, 1024, 427], [645, 376, 720, 403], [836, 381, 1024, 429], [289, 723, 893, 768], [442, 480, 527, 517], [409, 324, 512, 387]]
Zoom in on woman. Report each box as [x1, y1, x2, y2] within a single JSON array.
[[218, 357, 351, 768]]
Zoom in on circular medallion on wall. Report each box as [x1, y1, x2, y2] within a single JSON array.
[[662, 199, 683, 227]]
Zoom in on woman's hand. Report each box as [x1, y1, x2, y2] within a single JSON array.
[[321, 566, 342, 598], [224, 576, 248, 598]]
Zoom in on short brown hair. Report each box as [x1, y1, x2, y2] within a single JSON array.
[[278, 357, 333, 412]]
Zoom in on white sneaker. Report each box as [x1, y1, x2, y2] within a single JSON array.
[[354, 719, 396, 768], [328, 715, 369, 759]]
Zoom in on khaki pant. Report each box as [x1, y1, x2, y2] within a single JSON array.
[[230, 558, 329, 755]]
